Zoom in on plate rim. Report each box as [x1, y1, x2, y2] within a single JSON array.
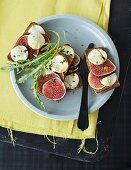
[[10, 14, 120, 120]]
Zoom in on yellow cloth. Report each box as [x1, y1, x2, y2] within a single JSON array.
[[0, 0, 111, 139]]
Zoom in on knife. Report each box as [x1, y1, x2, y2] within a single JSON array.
[[77, 43, 94, 131]]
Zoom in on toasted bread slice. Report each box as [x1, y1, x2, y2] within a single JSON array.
[[84, 47, 120, 94], [7, 22, 50, 61]]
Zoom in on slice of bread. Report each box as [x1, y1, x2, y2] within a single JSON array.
[[7, 22, 50, 61], [85, 47, 120, 94]]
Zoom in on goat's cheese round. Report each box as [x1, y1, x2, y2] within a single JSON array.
[[11, 45, 28, 61]]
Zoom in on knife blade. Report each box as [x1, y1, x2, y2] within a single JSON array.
[[77, 43, 94, 131]]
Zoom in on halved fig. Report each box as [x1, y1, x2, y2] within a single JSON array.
[[70, 53, 81, 69], [37, 73, 60, 95], [88, 72, 105, 90], [15, 35, 38, 60], [90, 59, 116, 77], [42, 77, 66, 101]]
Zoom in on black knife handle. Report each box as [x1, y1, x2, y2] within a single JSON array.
[[77, 83, 89, 131]]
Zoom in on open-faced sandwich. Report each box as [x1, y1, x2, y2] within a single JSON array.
[[37, 44, 81, 100], [7, 22, 50, 61], [85, 47, 120, 94], [3, 21, 82, 108]]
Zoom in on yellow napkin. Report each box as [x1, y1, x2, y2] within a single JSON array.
[[0, 0, 111, 139]]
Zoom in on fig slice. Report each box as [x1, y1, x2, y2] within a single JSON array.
[[15, 35, 39, 60], [88, 72, 105, 90], [90, 59, 116, 77], [42, 77, 66, 101], [37, 73, 60, 95]]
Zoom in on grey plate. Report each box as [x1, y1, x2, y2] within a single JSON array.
[[10, 14, 120, 120]]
